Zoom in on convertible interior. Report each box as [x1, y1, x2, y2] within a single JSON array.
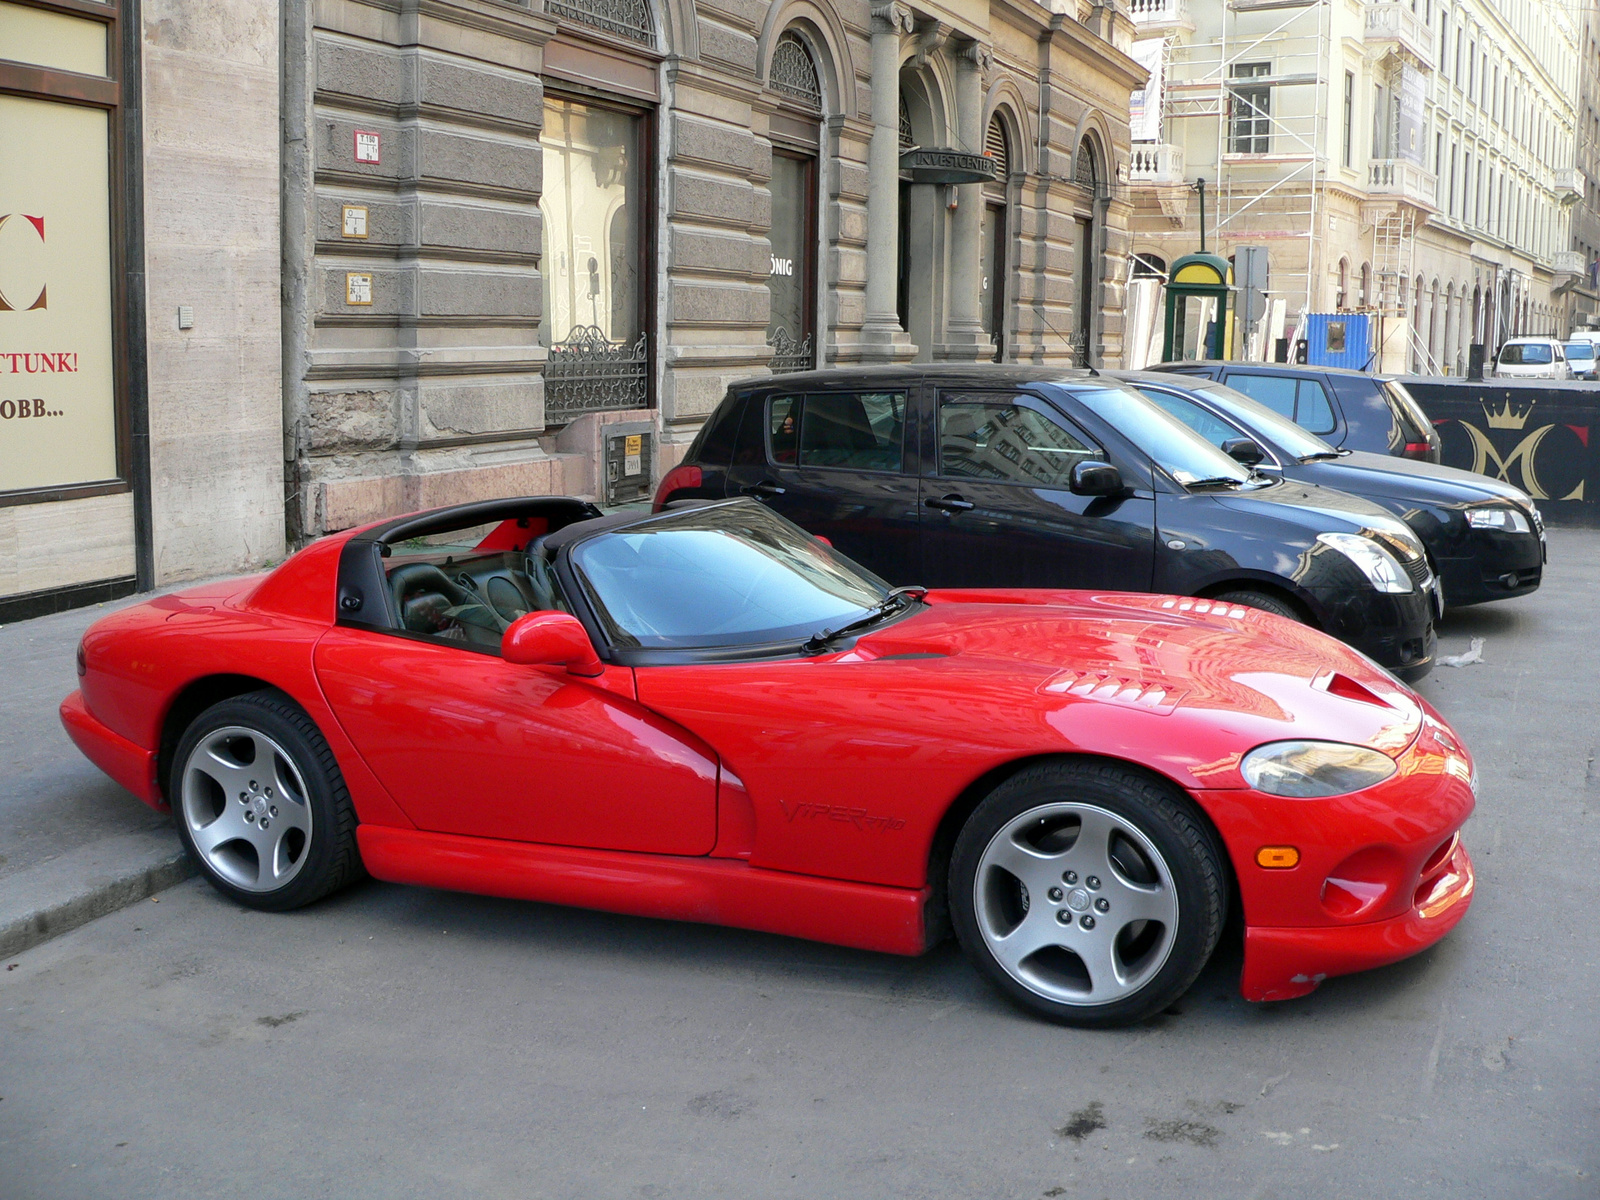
[[383, 517, 574, 649]]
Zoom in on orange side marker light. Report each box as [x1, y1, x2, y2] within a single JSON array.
[[1257, 846, 1300, 869]]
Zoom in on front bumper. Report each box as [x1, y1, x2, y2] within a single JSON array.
[[1241, 841, 1473, 1001], [1437, 528, 1544, 607], [1194, 707, 1475, 1003], [1311, 582, 1436, 681]]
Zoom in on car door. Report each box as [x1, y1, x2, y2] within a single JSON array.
[[916, 388, 1157, 591], [314, 626, 718, 855], [722, 387, 922, 584]]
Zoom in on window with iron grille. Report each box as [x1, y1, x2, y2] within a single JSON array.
[[899, 93, 913, 149], [1230, 62, 1271, 155], [1074, 136, 1099, 192], [770, 33, 821, 109], [546, 0, 654, 45]]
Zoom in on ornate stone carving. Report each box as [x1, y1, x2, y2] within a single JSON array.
[[870, 1, 915, 34]]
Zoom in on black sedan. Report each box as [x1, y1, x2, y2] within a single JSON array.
[[1152, 362, 1442, 463], [1118, 371, 1545, 607], [656, 366, 1440, 679]]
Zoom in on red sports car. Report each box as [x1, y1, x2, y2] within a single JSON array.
[[61, 497, 1476, 1026]]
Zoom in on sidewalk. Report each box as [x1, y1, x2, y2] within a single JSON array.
[[0, 594, 194, 957]]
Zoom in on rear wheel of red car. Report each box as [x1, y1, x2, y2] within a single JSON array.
[[949, 759, 1227, 1027], [171, 691, 362, 912]]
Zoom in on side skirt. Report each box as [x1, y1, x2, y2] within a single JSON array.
[[357, 825, 932, 956]]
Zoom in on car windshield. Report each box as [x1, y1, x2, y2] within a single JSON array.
[[1500, 343, 1552, 365], [1564, 342, 1595, 361], [1058, 383, 1256, 487], [1183, 380, 1337, 459], [569, 501, 892, 650]]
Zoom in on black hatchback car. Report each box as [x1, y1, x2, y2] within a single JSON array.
[[656, 367, 1440, 679], [1152, 362, 1442, 464], [1118, 370, 1545, 608]]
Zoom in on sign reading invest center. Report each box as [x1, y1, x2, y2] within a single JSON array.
[[0, 95, 118, 494]]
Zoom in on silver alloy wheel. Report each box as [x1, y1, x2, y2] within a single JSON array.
[[973, 802, 1179, 1006], [180, 725, 313, 892]]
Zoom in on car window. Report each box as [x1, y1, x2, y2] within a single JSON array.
[[1565, 342, 1595, 361], [1382, 381, 1432, 445], [383, 540, 568, 651], [770, 392, 906, 472], [1137, 388, 1246, 449], [1500, 343, 1553, 365], [1223, 373, 1335, 434], [937, 393, 1100, 487], [570, 501, 890, 650]]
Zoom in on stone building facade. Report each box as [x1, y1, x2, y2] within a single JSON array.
[[280, 0, 1148, 540], [1123, 0, 1578, 373], [1, 0, 1145, 617], [1556, 3, 1600, 332]]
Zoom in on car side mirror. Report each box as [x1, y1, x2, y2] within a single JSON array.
[[1069, 461, 1124, 497], [502, 611, 603, 677], [1221, 437, 1266, 466]]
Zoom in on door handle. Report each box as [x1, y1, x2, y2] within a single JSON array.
[[925, 494, 974, 512], [743, 481, 786, 497]]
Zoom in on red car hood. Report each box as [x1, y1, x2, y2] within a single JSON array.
[[855, 589, 1423, 761]]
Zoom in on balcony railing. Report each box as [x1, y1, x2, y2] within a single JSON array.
[[1368, 159, 1437, 209], [1553, 167, 1583, 203], [1128, 0, 1190, 28], [1130, 143, 1186, 184], [1364, 1, 1435, 70], [1553, 249, 1586, 277]]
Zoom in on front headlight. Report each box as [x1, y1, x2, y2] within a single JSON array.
[[1467, 507, 1532, 534], [1241, 740, 1399, 798], [1316, 531, 1413, 593]]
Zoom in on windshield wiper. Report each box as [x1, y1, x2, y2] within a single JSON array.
[[801, 586, 926, 654], [1182, 475, 1247, 490], [1297, 451, 1342, 462]]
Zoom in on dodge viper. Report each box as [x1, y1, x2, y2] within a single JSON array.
[[61, 497, 1476, 1025]]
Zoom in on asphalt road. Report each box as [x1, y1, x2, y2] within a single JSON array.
[[2, 532, 1597, 1199]]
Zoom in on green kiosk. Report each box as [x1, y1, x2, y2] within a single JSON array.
[[1161, 253, 1232, 362]]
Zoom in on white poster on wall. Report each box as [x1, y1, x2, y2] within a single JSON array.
[[1130, 39, 1166, 144]]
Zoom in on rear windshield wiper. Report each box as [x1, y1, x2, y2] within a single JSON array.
[[801, 586, 926, 654]]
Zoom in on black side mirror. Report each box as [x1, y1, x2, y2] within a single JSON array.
[[1221, 437, 1266, 466], [1069, 460, 1123, 496]]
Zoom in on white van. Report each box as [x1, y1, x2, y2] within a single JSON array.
[[1494, 338, 1571, 380]]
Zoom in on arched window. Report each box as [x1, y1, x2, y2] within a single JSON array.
[[1132, 253, 1168, 279], [769, 32, 821, 110], [765, 29, 825, 373], [1075, 136, 1101, 194], [982, 114, 1014, 362], [1336, 259, 1348, 310]]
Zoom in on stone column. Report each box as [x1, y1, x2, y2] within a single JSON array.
[[941, 39, 991, 360], [861, 1, 915, 361]]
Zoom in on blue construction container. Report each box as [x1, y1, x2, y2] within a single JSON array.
[[1303, 313, 1373, 370]]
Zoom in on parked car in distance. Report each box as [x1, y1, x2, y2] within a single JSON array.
[[1494, 337, 1571, 381], [62, 496, 1478, 1027], [1562, 340, 1598, 381], [1151, 361, 1442, 463], [1116, 370, 1546, 607], [656, 366, 1440, 679]]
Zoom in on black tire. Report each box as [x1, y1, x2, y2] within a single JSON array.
[[1211, 588, 1303, 622], [170, 690, 363, 912], [948, 759, 1227, 1027]]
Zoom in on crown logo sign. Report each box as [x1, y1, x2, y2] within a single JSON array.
[[1482, 398, 1534, 430]]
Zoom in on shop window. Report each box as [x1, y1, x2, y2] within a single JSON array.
[[539, 96, 650, 420]]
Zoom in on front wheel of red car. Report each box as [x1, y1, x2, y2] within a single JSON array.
[[949, 760, 1227, 1027], [170, 691, 363, 912]]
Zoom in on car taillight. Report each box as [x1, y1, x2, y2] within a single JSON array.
[[653, 463, 702, 510], [1402, 441, 1432, 461], [76, 641, 87, 677]]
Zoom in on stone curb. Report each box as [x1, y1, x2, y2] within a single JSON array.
[[0, 830, 197, 960]]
